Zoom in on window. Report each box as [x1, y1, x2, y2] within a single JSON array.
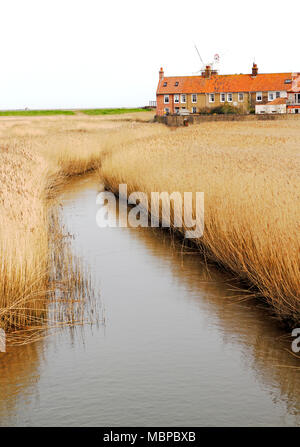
[[276, 91, 280, 98], [164, 107, 170, 114], [164, 95, 169, 104], [181, 107, 186, 110], [175, 81, 179, 86], [163, 82, 167, 87], [220, 93, 225, 102], [297, 93, 300, 104], [181, 94, 186, 103], [175, 107, 180, 114], [238, 93, 244, 102], [284, 79, 292, 84], [268, 92, 275, 101], [174, 94, 179, 103], [227, 93, 233, 102], [209, 93, 215, 103], [192, 94, 197, 103], [256, 92, 262, 102], [192, 107, 197, 114]]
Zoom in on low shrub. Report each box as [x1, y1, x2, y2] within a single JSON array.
[[210, 104, 243, 115]]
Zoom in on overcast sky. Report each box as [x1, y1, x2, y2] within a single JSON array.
[[0, 0, 299, 109]]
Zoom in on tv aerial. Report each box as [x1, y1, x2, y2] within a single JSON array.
[[193, 45, 220, 74]]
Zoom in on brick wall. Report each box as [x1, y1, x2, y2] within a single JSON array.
[[205, 92, 249, 112], [156, 94, 174, 116], [157, 92, 250, 115], [155, 113, 300, 126]]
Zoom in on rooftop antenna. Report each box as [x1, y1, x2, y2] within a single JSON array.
[[193, 44, 205, 74], [193, 45, 220, 74], [212, 53, 220, 71]]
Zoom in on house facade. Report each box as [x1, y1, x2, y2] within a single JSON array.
[[156, 64, 295, 116], [287, 73, 300, 114]]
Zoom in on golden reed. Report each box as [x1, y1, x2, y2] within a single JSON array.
[[0, 114, 299, 340], [101, 120, 300, 325]]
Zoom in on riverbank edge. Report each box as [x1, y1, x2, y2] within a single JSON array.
[[100, 175, 299, 330]]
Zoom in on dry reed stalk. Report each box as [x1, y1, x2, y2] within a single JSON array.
[[0, 133, 105, 344], [100, 120, 300, 325], [1, 115, 298, 336]]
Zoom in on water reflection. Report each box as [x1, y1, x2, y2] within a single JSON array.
[[0, 344, 41, 423], [129, 225, 300, 421], [0, 174, 299, 426]]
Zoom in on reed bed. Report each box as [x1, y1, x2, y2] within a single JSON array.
[[0, 114, 299, 340], [0, 114, 161, 344], [0, 142, 49, 335], [100, 120, 300, 325], [0, 141, 98, 344]]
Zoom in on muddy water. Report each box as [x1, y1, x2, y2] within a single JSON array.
[[0, 174, 299, 426]]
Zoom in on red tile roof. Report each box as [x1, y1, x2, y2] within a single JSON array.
[[267, 97, 286, 105], [157, 73, 293, 94]]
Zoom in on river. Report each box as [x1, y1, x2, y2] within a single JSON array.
[[0, 174, 299, 426]]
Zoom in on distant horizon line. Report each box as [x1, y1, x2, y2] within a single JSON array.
[[0, 106, 149, 111]]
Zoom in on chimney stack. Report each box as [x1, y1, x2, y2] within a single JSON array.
[[159, 67, 164, 81], [203, 65, 212, 79], [252, 62, 258, 77]]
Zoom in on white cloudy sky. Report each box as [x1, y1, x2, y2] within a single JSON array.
[[0, 0, 299, 109]]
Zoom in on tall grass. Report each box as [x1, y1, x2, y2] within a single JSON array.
[[100, 120, 300, 325], [0, 116, 162, 343], [0, 115, 299, 339], [0, 141, 99, 344], [0, 143, 50, 340]]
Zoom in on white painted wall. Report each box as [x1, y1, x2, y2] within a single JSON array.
[[255, 104, 286, 114]]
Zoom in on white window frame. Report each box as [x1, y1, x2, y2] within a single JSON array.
[[191, 94, 197, 103], [209, 93, 215, 103], [256, 92, 262, 102], [268, 91, 275, 101], [192, 106, 197, 114], [220, 93, 225, 103], [227, 93, 233, 102], [164, 95, 169, 104], [174, 94, 179, 104], [238, 93, 244, 102], [180, 94, 186, 103]]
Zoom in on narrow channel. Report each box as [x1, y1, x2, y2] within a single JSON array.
[[0, 174, 299, 426]]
